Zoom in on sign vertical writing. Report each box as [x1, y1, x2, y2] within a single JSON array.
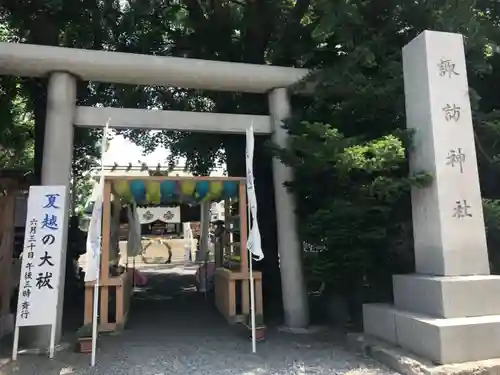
[[15, 186, 67, 327], [436, 56, 475, 219]]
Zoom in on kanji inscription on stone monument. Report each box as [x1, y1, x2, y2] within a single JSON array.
[[402, 30, 489, 276]]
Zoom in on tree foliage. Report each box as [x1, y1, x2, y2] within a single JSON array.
[[0, 0, 119, 178], [3, 0, 500, 322], [0, 24, 33, 169], [273, 0, 500, 312]]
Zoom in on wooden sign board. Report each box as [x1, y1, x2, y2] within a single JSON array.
[[12, 185, 68, 360]]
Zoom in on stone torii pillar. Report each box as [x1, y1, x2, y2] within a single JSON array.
[[27, 71, 76, 347], [268, 88, 309, 329], [363, 30, 500, 364]]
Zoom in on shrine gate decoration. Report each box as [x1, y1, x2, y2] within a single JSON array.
[[83, 175, 262, 333], [136, 207, 181, 224]]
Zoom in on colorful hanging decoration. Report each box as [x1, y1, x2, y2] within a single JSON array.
[[129, 180, 146, 203], [113, 180, 133, 202], [160, 180, 177, 203], [145, 181, 161, 205], [114, 178, 239, 204], [223, 181, 238, 198], [203, 181, 224, 202], [194, 180, 209, 200], [180, 180, 196, 198], [160, 180, 177, 196]]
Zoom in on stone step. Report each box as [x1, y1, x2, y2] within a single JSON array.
[[363, 303, 500, 364], [393, 274, 500, 318]]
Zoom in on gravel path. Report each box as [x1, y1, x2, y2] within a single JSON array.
[[1, 265, 398, 375]]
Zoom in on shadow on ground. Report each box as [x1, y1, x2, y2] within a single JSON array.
[[1, 266, 396, 375]]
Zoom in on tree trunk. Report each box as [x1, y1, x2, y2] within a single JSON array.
[[24, 79, 48, 184], [23, 17, 59, 183], [224, 134, 282, 318]]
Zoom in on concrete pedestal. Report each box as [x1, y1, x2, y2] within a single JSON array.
[[364, 274, 500, 364], [364, 304, 500, 365], [393, 274, 500, 318], [363, 30, 500, 365]]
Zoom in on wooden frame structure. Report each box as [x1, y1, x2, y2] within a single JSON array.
[[83, 175, 263, 332], [0, 170, 31, 338], [84, 180, 134, 332], [214, 182, 263, 324]]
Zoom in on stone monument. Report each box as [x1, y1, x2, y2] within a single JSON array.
[[363, 30, 500, 364]]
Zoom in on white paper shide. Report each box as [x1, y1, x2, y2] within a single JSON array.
[[16, 186, 67, 327]]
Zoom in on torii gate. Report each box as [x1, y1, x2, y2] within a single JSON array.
[[4, 31, 497, 367], [0, 42, 310, 345]]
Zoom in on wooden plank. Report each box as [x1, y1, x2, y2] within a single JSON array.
[[238, 182, 248, 275], [99, 322, 116, 332], [101, 181, 111, 282], [100, 286, 109, 326], [214, 268, 262, 280], [85, 276, 123, 287], [97, 180, 112, 328], [115, 286, 124, 326], [255, 279, 263, 315], [228, 279, 236, 318], [214, 269, 264, 324], [242, 280, 249, 316], [123, 270, 133, 326], [112, 197, 121, 266], [84, 287, 93, 325]]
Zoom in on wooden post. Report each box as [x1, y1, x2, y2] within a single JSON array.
[[111, 196, 121, 265], [113, 195, 124, 327], [101, 180, 112, 281], [255, 277, 263, 315], [242, 280, 250, 316], [220, 198, 230, 266], [238, 182, 248, 274], [0, 193, 15, 320], [100, 180, 111, 327], [84, 287, 93, 325], [238, 181, 251, 321], [116, 285, 124, 326]]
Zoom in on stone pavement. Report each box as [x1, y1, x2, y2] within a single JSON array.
[[1, 264, 398, 375]]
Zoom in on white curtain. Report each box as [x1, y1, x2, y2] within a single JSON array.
[[127, 203, 143, 257], [137, 206, 181, 224]]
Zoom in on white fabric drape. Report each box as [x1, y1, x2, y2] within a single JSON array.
[[84, 120, 110, 282], [127, 203, 143, 257], [137, 206, 181, 224], [245, 125, 264, 260]]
